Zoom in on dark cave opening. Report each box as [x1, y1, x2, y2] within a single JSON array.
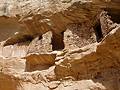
[[93, 21, 103, 42], [51, 32, 65, 51]]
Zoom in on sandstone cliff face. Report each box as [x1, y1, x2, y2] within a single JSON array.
[[0, 0, 120, 90]]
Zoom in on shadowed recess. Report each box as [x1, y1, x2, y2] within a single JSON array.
[[93, 21, 103, 42], [51, 32, 65, 51]]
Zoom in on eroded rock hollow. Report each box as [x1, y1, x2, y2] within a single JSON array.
[[0, 0, 120, 90]]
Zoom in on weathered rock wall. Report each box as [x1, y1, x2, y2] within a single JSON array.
[[0, 0, 119, 90]]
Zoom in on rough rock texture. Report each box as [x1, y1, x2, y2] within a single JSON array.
[[0, 43, 28, 58], [0, 0, 120, 90], [27, 31, 53, 54], [64, 23, 96, 50], [55, 26, 120, 90]]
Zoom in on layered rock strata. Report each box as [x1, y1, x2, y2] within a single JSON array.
[[0, 0, 120, 90]]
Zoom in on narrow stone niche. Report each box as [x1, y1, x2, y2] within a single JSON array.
[[51, 32, 65, 51], [93, 21, 103, 42]]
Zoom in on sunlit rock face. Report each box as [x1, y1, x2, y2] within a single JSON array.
[[0, 0, 120, 90]]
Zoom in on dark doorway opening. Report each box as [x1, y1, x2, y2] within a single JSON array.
[[51, 32, 64, 51], [93, 21, 103, 42]]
